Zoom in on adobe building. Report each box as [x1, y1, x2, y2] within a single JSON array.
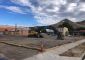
[[0, 25, 30, 36], [57, 27, 69, 36]]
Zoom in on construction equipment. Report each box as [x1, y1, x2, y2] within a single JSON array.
[[28, 30, 39, 37]]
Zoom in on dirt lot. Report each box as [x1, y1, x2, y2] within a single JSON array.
[[0, 35, 84, 60], [60, 42, 85, 57]]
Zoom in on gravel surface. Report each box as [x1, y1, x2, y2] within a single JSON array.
[[0, 35, 84, 60]]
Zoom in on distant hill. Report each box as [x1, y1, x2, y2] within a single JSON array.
[[51, 19, 81, 29], [77, 20, 85, 25]]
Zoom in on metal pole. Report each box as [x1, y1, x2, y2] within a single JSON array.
[[15, 24, 17, 36]]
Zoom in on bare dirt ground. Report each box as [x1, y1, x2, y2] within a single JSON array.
[[0, 35, 85, 60], [60, 42, 85, 57]]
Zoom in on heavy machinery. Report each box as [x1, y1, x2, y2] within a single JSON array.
[[28, 30, 38, 37], [28, 29, 43, 38]]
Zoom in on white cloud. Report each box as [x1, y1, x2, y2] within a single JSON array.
[[11, 0, 35, 10], [38, 0, 67, 6], [32, 0, 67, 25], [35, 17, 59, 25], [6, 6, 25, 14], [11, 0, 30, 6], [66, 3, 77, 12], [79, 3, 85, 11], [11, 0, 68, 25], [46, 6, 60, 12], [0, 5, 25, 14], [68, 17, 77, 22], [10, 0, 85, 25], [37, 6, 43, 11], [34, 15, 61, 25]]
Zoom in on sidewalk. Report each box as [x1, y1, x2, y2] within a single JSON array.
[[24, 39, 85, 60]]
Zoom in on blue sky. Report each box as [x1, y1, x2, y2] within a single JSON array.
[[0, 0, 39, 27], [0, 0, 85, 27], [0, 8, 38, 26]]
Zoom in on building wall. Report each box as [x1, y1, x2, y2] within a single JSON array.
[[0, 26, 30, 36], [57, 27, 69, 36], [63, 27, 69, 36]]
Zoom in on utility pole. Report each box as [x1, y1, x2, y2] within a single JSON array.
[[15, 24, 17, 36]]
